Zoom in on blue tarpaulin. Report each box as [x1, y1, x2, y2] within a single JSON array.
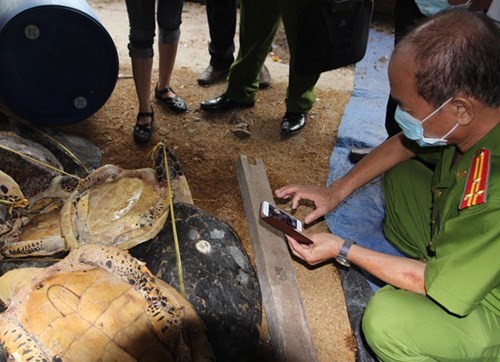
[[325, 28, 405, 290]]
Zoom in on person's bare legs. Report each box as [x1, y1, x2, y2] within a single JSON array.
[[157, 42, 178, 99], [131, 56, 154, 126]]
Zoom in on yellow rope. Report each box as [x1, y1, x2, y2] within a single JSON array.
[[0, 198, 29, 214], [0, 143, 81, 181], [150, 143, 185, 297]]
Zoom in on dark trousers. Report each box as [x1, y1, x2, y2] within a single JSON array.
[[205, 0, 237, 70], [226, 0, 320, 112], [385, 0, 425, 137]]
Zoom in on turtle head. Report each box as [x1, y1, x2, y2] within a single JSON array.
[[150, 143, 183, 183]]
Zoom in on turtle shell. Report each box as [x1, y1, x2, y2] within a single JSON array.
[[0, 245, 214, 361], [0, 132, 63, 199], [1, 113, 102, 178], [1, 143, 190, 258], [60, 164, 170, 251], [130, 202, 262, 362], [7, 122, 102, 178], [2, 164, 170, 258]]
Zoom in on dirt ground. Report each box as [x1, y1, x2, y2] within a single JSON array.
[[1, 0, 396, 360]]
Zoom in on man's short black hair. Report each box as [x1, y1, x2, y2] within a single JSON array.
[[396, 9, 500, 108]]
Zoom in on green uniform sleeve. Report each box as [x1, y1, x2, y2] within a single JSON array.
[[425, 200, 500, 317]]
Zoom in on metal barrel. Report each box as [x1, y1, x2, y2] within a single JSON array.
[[0, 0, 119, 125]]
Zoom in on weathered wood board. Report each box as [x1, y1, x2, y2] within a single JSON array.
[[236, 154, 318, 362]]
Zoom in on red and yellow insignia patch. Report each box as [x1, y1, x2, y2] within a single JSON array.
[[459, 148, 490, 209]]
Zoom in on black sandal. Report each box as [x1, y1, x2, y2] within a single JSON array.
[[133, 111, 154, 144], [155, 85, 187, 113]]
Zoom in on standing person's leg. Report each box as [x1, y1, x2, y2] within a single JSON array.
[[200, 0, 279, 110], [125, 0, 156, 144], [351, 1, 425, 155], [278, 0, 321, 135], [155, 0, 187, 113], [199, 0, 272, 87], [132, 58, 154, 119], [385, 0, 425, 137], [206, 0, 237, 70], [197, 0, 237, 85], [157, 42, 178, 92], [224, 0, 280, 103]]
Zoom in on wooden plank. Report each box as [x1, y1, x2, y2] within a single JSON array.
[[236, 154, 318, 362]]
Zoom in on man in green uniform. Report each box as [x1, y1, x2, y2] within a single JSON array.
[[198, 0, 320, 137], [275, 9, 500, 360]]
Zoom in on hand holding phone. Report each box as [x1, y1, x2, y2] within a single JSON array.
[[260, 201, 313, 245]]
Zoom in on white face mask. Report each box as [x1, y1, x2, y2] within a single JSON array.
[[395, 97, 459, 147], [415, 0, 471, 17]]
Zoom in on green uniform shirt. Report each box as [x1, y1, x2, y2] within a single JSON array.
[[423, 124, 500, 318]]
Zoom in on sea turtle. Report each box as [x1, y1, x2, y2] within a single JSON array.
[[0, 132, 65, 199], [0, 143, 191, 258], [0, 244, 214, 361], [0, 128, 98, 251], [130, 202, 262, 362], [4, 117, 102, 178], [0, 172, 79, 258], [0, 170, 29, 247]]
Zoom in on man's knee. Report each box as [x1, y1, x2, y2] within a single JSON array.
[[362, 289, 396, 357], [362, 288, 422, 361]]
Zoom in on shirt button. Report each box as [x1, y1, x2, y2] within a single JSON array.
[[456, 170, 467, 180], [432, 188, 443, 197]]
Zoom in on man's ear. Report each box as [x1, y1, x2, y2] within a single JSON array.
[[451, 96, 473, 126]]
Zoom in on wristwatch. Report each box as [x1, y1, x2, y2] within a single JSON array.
[[335, 239, 356, 267]]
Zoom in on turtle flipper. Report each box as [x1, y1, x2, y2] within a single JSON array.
[[1, 236, 66, 258], [77, 164, 123, 192], [0, 269, 53, 360], [0, 314, 54, 361]]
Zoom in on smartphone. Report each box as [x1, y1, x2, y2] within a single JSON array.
[[260, 201, 313, 245]]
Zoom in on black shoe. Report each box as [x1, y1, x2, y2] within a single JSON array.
[[155, 85, 187, 113], [134, 111, 154, 144], [197, 65, 230, 85], [280, 112, 307, 136], [259, 64, 271, 89], [200, 94, 254, 112]]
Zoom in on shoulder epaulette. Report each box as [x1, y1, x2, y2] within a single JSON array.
[[459, 148, 490, 209]]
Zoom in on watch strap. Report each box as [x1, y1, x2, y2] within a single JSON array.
[[335, 239, 356, 267]]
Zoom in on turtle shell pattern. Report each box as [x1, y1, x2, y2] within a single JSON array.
[[0, 245, 214, 361]]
